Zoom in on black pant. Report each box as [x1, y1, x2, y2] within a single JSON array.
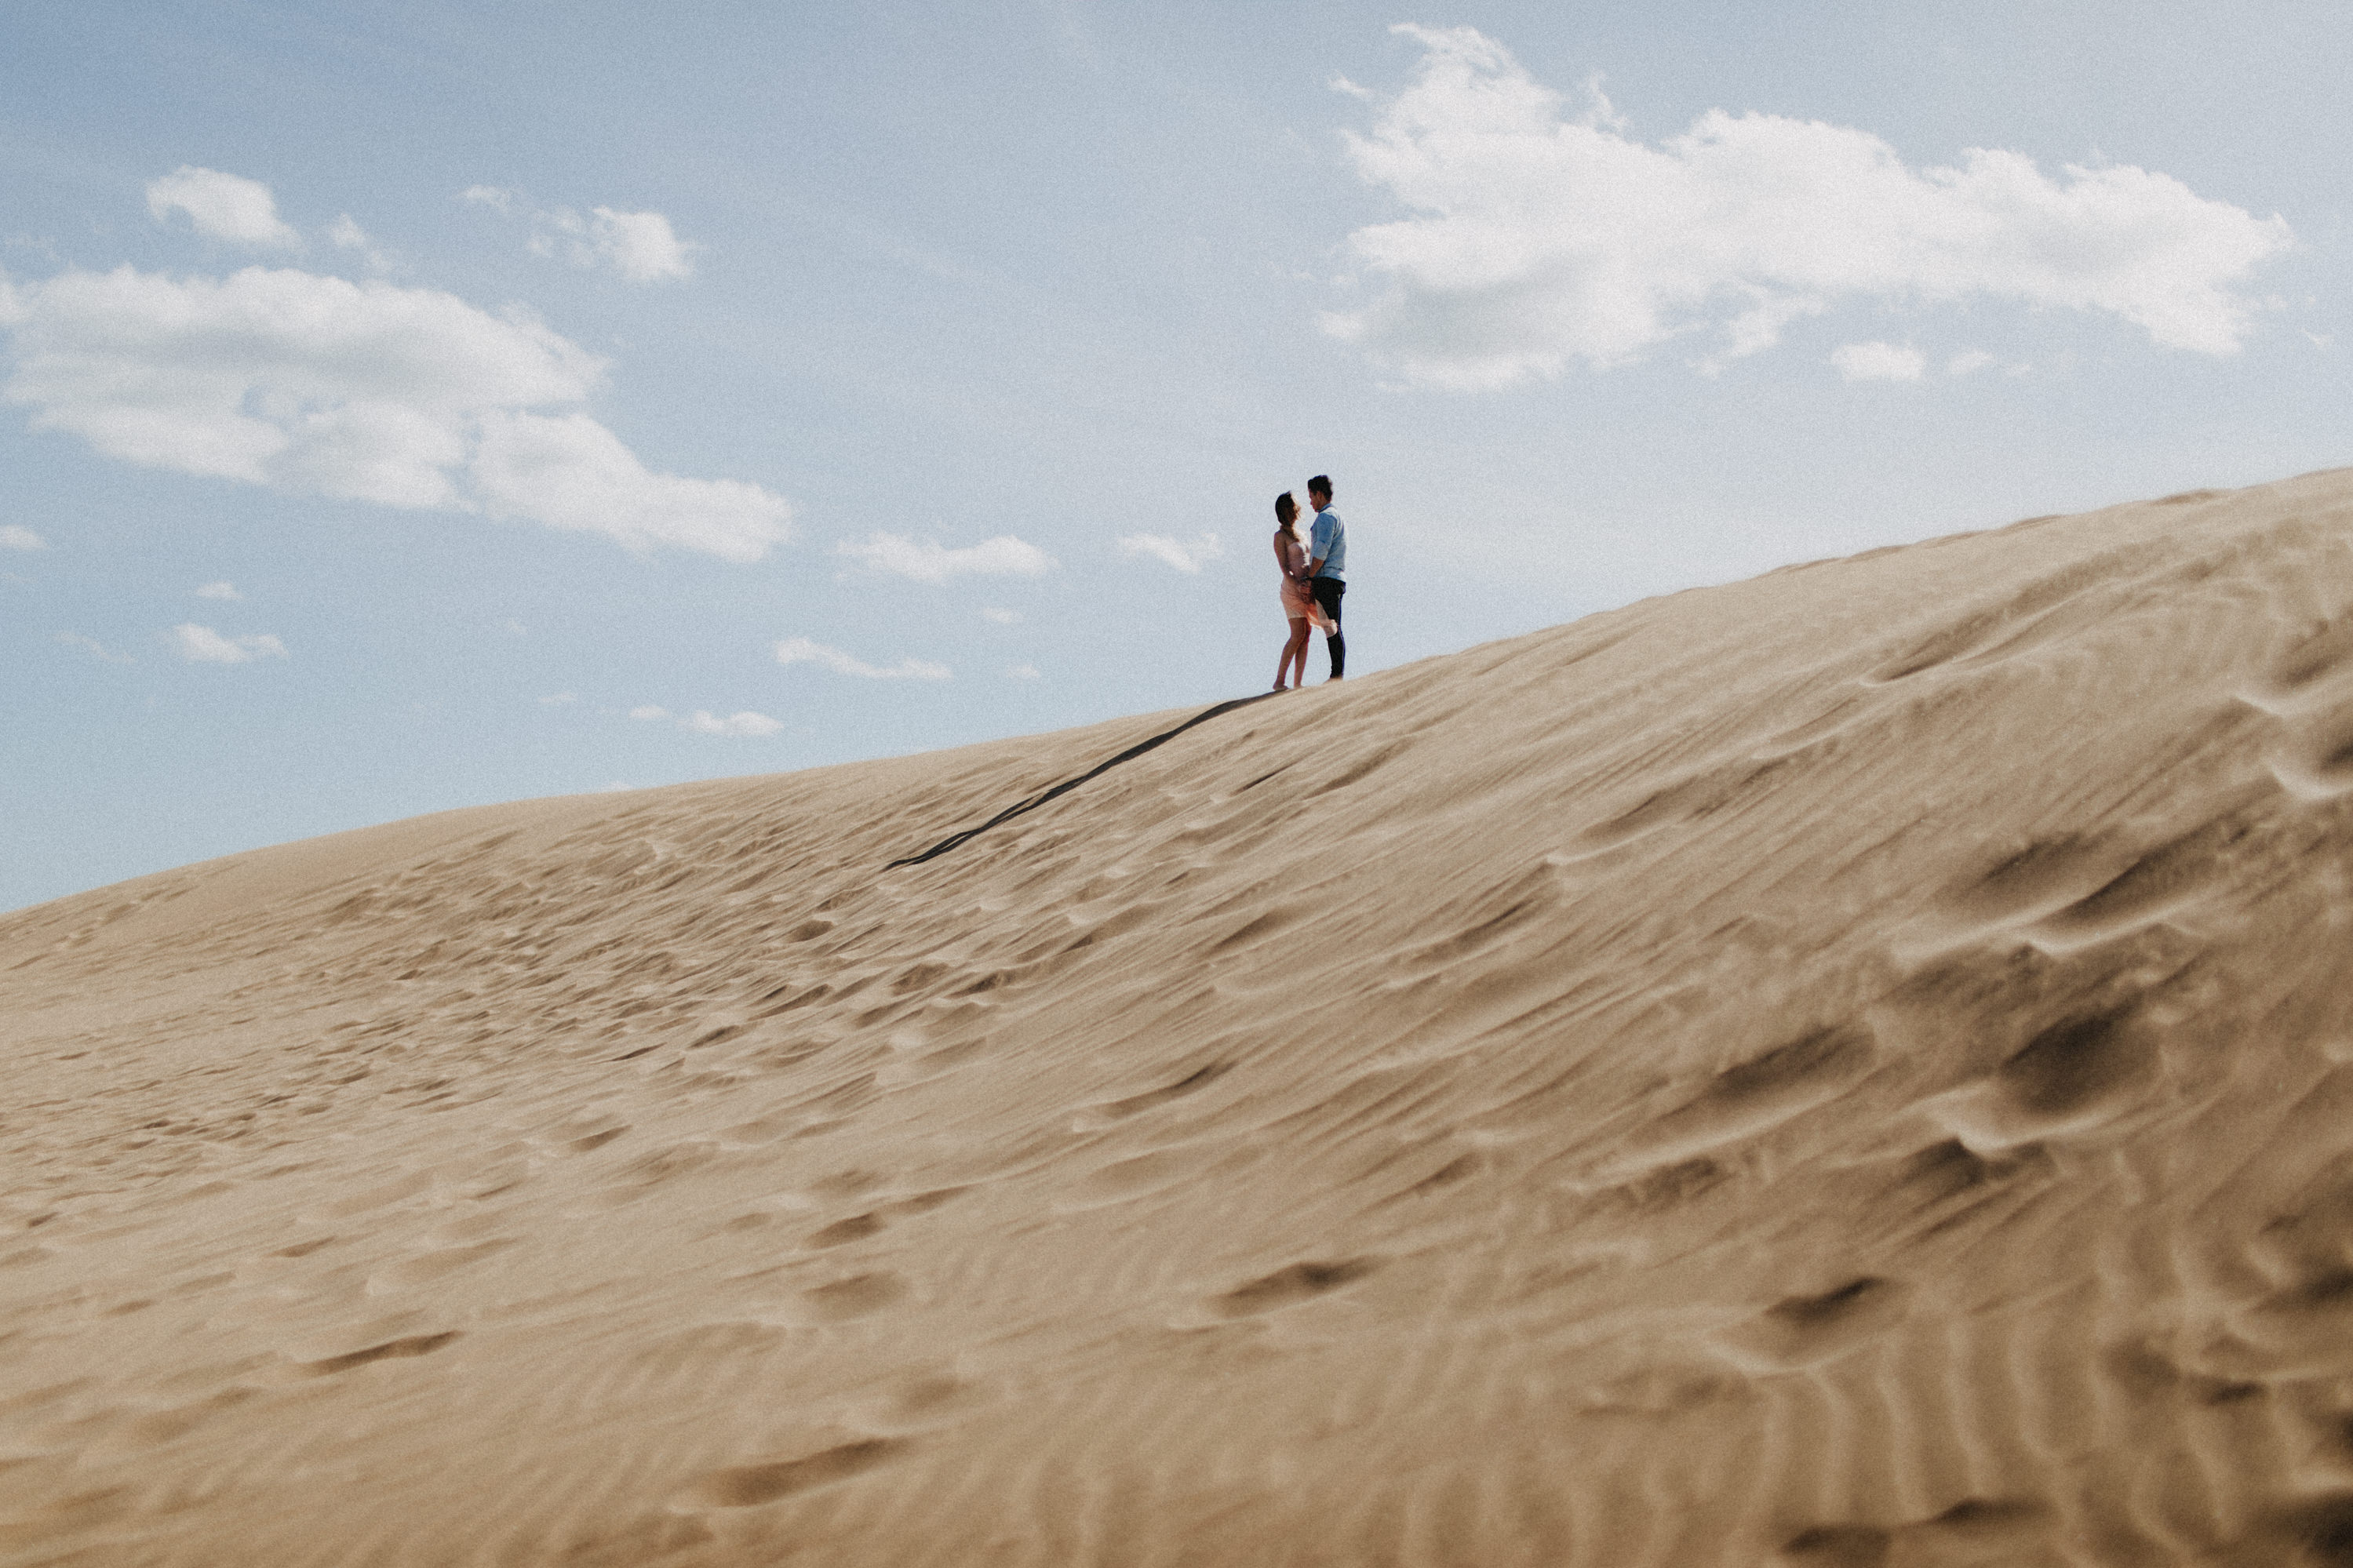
[[1309, 577, 1346, 678]]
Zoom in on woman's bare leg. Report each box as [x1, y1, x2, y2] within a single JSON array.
[[1277, 618, 1309, 688]]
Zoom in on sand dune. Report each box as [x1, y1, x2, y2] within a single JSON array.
[[9, 468, 2353, 1566]]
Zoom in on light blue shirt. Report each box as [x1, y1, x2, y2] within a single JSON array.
[[1309, 507, 1346, 580]]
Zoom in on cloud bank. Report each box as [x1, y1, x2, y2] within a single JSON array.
[[172, 623, 286, 663], [465, 188, 700, 282], [147, 167, 300, 250], [0, 525, 43, 551], [1, 182, 789, 560], [1118, 532, 1224, 573], [681, 708, 781, 736], [585, 208, 698, 282], [1831, 341, 1926, 382], [835, 532, 1055, 583], [775, 635, 951, 680], [628, 703, 781, 733], [1326, 26, 2294, 387]]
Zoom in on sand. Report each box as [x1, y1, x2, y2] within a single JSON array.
[[9, 468, 2353, 1566]]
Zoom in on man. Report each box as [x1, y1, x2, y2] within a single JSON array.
[[1304, 475, 1346, 680]]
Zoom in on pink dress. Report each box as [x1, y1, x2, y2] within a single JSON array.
[[1275, 529, 1331, 629]]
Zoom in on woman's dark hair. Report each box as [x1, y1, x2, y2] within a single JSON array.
[[1274, 491, 1298, 527]]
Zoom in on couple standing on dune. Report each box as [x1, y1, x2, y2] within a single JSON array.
[[1272, 474, 1346, 690]]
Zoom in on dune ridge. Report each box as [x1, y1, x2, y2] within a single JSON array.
[[9, 468, 2353, 1565]]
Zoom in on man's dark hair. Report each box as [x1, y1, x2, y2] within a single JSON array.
[[1308, 475, 1332, 502]]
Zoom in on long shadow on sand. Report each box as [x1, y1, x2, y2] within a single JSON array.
[[885, 691, 1282, 870]]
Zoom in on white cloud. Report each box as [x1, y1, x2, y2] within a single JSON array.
[[1004, 663, 1040, 680], [0, 262, 789, 560], [467, 189, 700, 282], [147, 167, 302, 249], [195, 580, 240, 598], [1946, 348, 1996, 376], [775, 635, 951, 680], [628, 700, 778, 734], [835, 531, 1055, 583], [1831, 341, 1925, 382], [1326, 26, 2294, 387], [471, 409, 789, 560], [980, 606, 1022, 624], [587, 208, 698, 282], [171, 622, 286, 663], [1118, 531, 1224, 573], [56, 631, 133, 664], [0, 525, 44, 551], [682, 708, 781, 736], [538, 690, 577, 706], [328, 214, 396, 271]]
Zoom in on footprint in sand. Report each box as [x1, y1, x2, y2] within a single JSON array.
[[856, 1370, 989, 1432], [1903, 806, 2255, 963], [297, 1330, 462, 1377], [687, 1436, 909, 1508], [1861, 553, 2120, 687], [2245, 1493, 2353, 1566], [79, 1387, 264, 1456], [1070, 1061, 1231, 1130], [804, 1212, 885, 1247], [1713, 1276, 1910, 1372], [1783, 1496, 2050, 1566], [1211, 1257, 1382, 1318], [1896, 831, 2132, 959], [556, 1121, 628, 1154], [2267, 699, 2353, 800], [2242, 615, 2353, 716], [801, 1271, 907, 1321], [1600, 1024, 1874, 1177], [1058, 1144, 1236, 1213], [1921, 1004, 2155, 1151], [2017, 812, 2253, 951], [1994, 1008, 2150, 1119], [585, 1141, 721, 1208], [369, 1239, 516, 1290], [1574, 755, 1791, 851]]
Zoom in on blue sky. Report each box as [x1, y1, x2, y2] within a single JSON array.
[[5, 1, 2346, 911]]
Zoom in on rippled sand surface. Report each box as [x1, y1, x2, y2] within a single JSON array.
[[10, 469, 2353, 1566]]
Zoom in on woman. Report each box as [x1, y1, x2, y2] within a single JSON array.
[[1272, 491, 1329, 691]]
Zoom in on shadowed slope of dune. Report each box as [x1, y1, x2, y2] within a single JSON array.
[[9, 468, 2353, 1566]]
